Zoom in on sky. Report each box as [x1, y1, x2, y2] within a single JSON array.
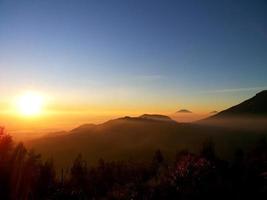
[[0, 0, 267, 133]]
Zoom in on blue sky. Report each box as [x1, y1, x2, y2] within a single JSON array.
[[0, 0, 267, 113]]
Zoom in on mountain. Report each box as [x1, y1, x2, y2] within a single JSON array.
[[138, 114, 176, 122], [210, 90, 267, 118], [26, 91, 267, 168], [210, 111, 218, 114], [71, 123, 96, 132], [27, 115, 189, 167], [199, 90, 267, 131], [176, 109, 192, 113]]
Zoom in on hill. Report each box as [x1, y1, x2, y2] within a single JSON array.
[[199, 90, 267, 130], [26, 91, 267, 168], [211, 90, 267, 118], [139, 114, 176, 122]]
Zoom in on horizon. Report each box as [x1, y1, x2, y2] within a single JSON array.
[[1, 1, 267, 199], [0, 0, 267, 138], [3, 89, 267, 141]]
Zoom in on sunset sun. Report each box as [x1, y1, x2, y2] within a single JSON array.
[[16, 92, 44, 116]]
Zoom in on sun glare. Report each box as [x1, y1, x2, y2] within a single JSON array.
[[16, 92, 44, 116]]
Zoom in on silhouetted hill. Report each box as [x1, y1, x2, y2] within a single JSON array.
[[71, 123, 96, 132], [199, 90, 267, 131], [26, 92, 267, 168], [115, 114, 175, 122], [139, 114, 176, 122], [211, 90, 267, 118], [27, 120, 266, 169], [210, 111, 218, 114], [27, 115, 189, 167]]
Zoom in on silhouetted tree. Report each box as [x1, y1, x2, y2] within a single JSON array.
[[36, 158, 56, 198], [9, 142, 27, 200], [0, 132, 13, 199], [151, 149, 165, 176], [201, 138, 216, 161], [69, 154, 88, 198], [1, 129, 267, 199]]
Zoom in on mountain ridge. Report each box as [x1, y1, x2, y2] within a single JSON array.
[[26, 91, 267, 168], [210, 90, 267, 119]]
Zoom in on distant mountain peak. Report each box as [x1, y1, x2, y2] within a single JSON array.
[[114, 114, 176, 123], [139, 114, 173, 121], [176, 109, 192, 113]]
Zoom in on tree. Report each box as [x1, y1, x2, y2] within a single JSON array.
[[70, 153, 88, 197], [201, 138, 216, 161], [0, 131, 13, 199], [36, 159, 56, 198]]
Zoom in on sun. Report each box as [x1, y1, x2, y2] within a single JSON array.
[[16, 92, 44, 116]]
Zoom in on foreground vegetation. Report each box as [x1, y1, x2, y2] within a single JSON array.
[[1, 130, 267, 200]]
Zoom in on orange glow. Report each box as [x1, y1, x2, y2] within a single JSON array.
[[15, 92, 44, 117]]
